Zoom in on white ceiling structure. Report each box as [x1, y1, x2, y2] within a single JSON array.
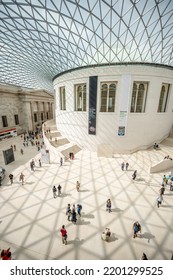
[[0, 0, 173, 92]]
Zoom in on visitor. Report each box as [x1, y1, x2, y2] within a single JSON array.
[[102, 228, 111, 242], [60, 225, 67, 245], [156, 194, 163, 208], [52, 186, 57, 198], [9, 174, 14, 185], [76, 181, 80, 192], [19, 172, 25, 185], [106, 199, 112, 212], [132, 221, 141, 238], [132, 170, 137, 180], [57, 184, 62, 196]]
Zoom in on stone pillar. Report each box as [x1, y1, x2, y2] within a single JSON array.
[[43, 102, 46, 122], [30, 102, 35, 131], [49, 102, 53, 119], [37, 101, 42, 125]]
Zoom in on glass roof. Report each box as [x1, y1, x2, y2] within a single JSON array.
[[0, 0, 173, 92]]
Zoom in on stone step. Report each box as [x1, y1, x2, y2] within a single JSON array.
[[60, 144, 81, 160], [50, 137, 70, 147], [46, 131, 61, 138]]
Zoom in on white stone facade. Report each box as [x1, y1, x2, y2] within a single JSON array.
[[53, 64, 173, 154], [0, 84, 54, 135]]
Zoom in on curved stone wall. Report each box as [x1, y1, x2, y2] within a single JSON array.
[[53, 64, 173, 154]]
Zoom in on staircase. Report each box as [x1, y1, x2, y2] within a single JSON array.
[[44, 120, 81, 159]]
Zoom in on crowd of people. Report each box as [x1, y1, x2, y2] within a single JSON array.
[[1, 130, 173, 261]]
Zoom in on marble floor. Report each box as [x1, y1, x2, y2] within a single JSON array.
[[0, 135, 173, 260]]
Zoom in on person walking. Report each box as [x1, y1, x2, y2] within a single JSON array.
[[39, 159, 42, 167], [71, 209, 77, 224], [66, 204, 71, 221], [30, 161, 34, 171], [102, 228, 111, 242], [162, 175, 167, 185], [156, 194, 163, 208], [19, 172, 25, 185], [52, 186, 57, 198], [106, 199, 112, 212], [57, 184, 62, 196], [0, 248, 12, 260], [126, 162, 129, 170], [141, 252, 148, 260], [77, 204, 82, 217], [121, 162, 125, 171], [132, 170, 137, 180], [60, 157, 63, 166], [76, 181, 80, 192], [160, 184, 165, 195], [20, 148, 24, 155], [60, 225, 67, 245], [132, 221, 141, 238], [9, 174, 14, 185]]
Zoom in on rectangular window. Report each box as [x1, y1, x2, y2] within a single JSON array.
[[130, 82, 148, 113], [46, 112, 49, 119], [2, 116, 8, 127], [100, 82, 116, 112], [34, 113, 37, 122], [60, 87, 66, 110], [74, 83, 86, 111], [157, 83, 170, 112], [14, 114, 19, 125], [41, 112, 44, 120]]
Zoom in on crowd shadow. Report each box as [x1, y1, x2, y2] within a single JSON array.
[[81, 213, 95, 219], [25, 181, 35, 185], [59, 193, 72, 198], [76, 219, 90, 225], [162, 204, 173, 208], [67, 238, 85, 246], [136, 177, 146, 182], [109, 233, 118, 243], [111, 207, 123, 213], [138, 232, 155, 243]]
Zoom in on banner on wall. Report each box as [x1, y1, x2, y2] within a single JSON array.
[[88, 76, 98, 135], [117, 75, 131, 136]]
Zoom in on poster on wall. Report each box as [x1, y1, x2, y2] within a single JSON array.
[[118, 126, 125, 136], [88, 76, 97, 135], [117, 75, 131, 136]]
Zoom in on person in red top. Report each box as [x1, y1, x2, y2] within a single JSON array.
[[1, 248, 12, 260], [60, 225, 67, 245]]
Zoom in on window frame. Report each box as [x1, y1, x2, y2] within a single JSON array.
[[157, 83, 170, 113], [74, 83, 86, 111], [14, 114, 19, 125], [100, 81, 117, 112], [34, 113, 37, 122], [130, 81, 148, 113], [2, 116, 8, 127], [60, 86, 66, 110]]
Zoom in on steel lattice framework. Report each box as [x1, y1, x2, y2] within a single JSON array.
[[0, 0, 173, 92]]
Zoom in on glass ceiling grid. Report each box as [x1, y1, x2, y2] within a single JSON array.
[[0, 0, 173, 91]]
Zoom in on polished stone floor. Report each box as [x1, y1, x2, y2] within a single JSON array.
[[0, 135, 173, 260]]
